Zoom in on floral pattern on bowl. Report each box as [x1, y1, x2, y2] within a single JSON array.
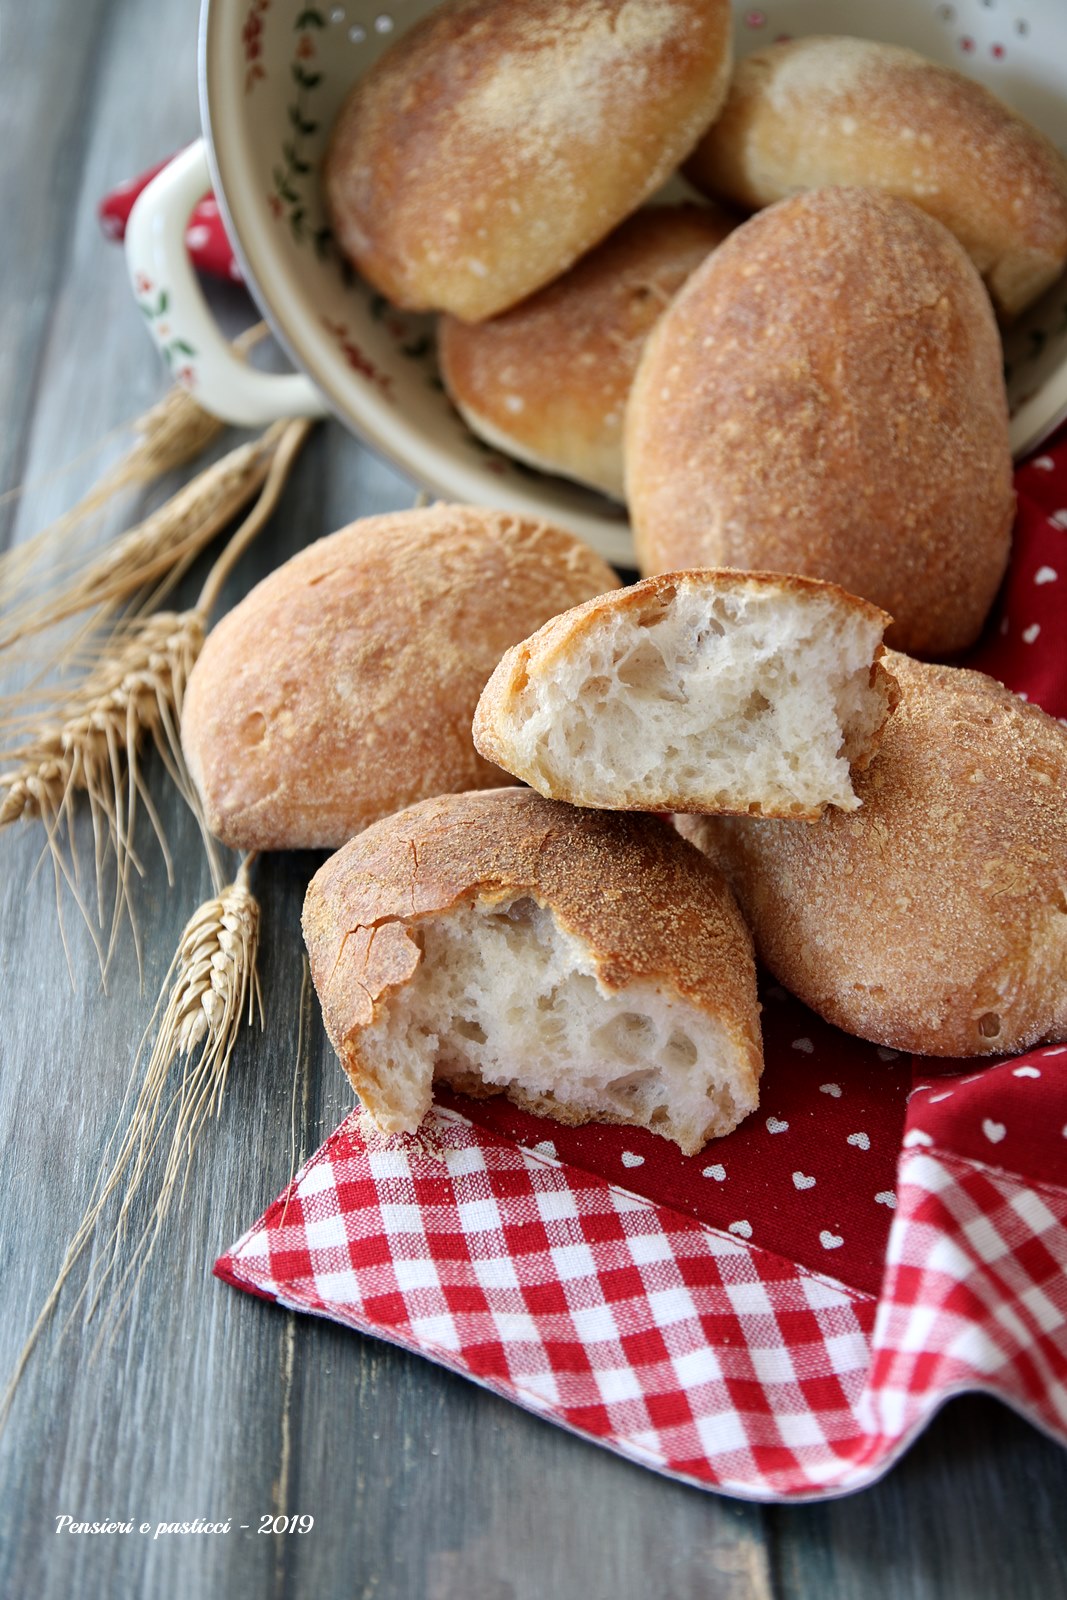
[[183, 0, 1067, 563]]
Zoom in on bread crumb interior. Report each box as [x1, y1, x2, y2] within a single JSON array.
[[509, 581, 887, 813], [358, 894, 754, 1155]]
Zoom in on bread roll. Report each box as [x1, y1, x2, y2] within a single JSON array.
[[473, 570, 897, 817], [625, 188, 1015, 657], [684, 36, 1067, 319], [438, 204, 735, 499], [303, 788, 763, 1155], [182, 507, 619, 851], [679, 652, 1067, 1059], [324, 0, 733, 322]]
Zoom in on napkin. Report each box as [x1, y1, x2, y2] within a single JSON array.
[[214, 442, 1067, 1499], [99, 157, 243, 282]]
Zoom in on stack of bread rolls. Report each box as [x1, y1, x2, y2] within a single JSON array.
[[183, 2, 1067, 1156]]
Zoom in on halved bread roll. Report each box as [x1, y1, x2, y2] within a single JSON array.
[[679, 653, 1067, 1059], [303, 789, 763, 1155], [473, 571, 897, 818]]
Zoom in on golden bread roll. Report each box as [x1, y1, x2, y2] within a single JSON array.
[[324, 0, 733, 321], [678, 652, 1067, 1059], [473, 569, 897, 817], [438, 204, 735, 499], [684, 36, 1067, 319], [303, 788, 763, 1155], [182, 507, 619, 851], [625, 188, 1015, 657]]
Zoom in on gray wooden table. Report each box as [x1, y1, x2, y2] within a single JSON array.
[[1, 3, 1066, 1597]]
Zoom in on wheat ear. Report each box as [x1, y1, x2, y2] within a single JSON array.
[[0, 609, 206, 976], [0, 418, 312, 974], [0, 419, 292, 659], [0, 325, 268, 623], [0, 856, 262, 1425], [89, 857, 263, 1334]]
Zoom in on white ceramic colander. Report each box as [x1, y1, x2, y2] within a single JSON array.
[[126, 0, 1067, 566]]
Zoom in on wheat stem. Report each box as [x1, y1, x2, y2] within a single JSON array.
[[0, 325, 269, 599], [0, 858, 263, 1423], [0, 325, 275, 657], [0, 389, 221, 609], [0, 412, 313, 962], [0, 422, 290, 655], [196, 418, 313, 617]]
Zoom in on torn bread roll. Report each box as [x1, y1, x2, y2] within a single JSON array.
[[678, 652, 1067, 1059], [625, 188, 1015, 657], [323, 0, 733, 321], [684, 36, 1067, 319], [181, 506, 619, 850], [303, 789, 763, 1155], [473, 570, 897, 818], [438, 204, 735, 499]]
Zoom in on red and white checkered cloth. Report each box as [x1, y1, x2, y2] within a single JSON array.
[[216, 1063, 1067, 1500], [214, 434, 1067, 1499]]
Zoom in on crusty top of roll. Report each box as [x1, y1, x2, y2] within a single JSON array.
[[324, 0, 733, 321], [438, 204, 735, 499], [680, 652, 1067, 1059], [625, 187, 1015, 658], [303, 788, 762, 1079], [684, 36, 1067, 318], [181, 506, 619, 852]]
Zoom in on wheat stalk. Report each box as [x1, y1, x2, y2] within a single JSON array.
[[0, 385, 222, 612], [93, 860, 263, 1328], [0, 325, 269, 623], [0, 419, 291, 658], [0, 417, 312, 973], [0, 609, 206, 974], [0, 858, 262, 1424]]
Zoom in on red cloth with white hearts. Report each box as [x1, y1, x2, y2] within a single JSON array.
[[99, 156, 244, 283], [213, 441, 1067, 1499]]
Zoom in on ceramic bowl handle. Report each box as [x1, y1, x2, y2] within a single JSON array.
[[125, 141, 327, 425]]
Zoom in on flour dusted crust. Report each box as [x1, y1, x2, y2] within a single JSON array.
[[323, 0, 733, 321], [684, 36, 1067, 318], [625, 188, 1015, 657], [473, 569, 897, 818], [303, 789, 763, 1154], [181, 507, 619, 850], [438, 204, 735, 498], [679, 652, 1067, 1059]]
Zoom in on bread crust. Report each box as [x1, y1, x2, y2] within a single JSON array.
[[472, 568, 898, 815], [323, 0, 733, 321], [438, 204, 735, 498], [625, 187, 1015, 657], [182, 507, 619, 851], [684, 36, 1067, 318], [679, 652, 1067, 1058], [303, 788, 763, 1137]]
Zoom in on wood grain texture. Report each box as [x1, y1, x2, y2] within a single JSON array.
[[0, 3, 1066, 1598]]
